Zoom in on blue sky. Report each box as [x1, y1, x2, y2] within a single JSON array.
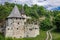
[[0, 0, 60, 10]]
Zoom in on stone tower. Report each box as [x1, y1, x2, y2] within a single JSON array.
[[4, 5, 39, 38], [5, 5, 26, 38]]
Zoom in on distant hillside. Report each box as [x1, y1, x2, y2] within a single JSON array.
[[51, 6, 60, 10]]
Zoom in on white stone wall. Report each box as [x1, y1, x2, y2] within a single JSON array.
[[5, 18, 39, 38], [24, 24, 39, 37], [5, 26, 13, 37], [5, 18, 25, 38], [34, 25, 40, 36]]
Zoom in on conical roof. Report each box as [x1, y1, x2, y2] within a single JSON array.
[[8, 5, 21, 18]]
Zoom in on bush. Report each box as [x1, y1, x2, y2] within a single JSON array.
[[40, 18, 53, 31]]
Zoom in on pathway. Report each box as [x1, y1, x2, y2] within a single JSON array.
[[46, 27, 56, 40]]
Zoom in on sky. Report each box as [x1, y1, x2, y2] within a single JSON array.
[[0, 0, 60, 10]]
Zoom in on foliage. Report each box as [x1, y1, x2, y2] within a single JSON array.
[[40, 18, 53, 31], [52, 32, 60, 40], [54, 13, 60, 31], [0, 33, 5, 40]]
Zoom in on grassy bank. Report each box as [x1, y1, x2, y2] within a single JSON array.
[[52, 32, 60, 40]]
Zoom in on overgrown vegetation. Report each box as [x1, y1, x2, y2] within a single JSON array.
[[52, 32, 60, 40]]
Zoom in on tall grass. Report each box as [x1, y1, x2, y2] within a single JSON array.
[[52, 32, 60, 40]]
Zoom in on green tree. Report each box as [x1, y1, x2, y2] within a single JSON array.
[[54, 13, 60, 31], [40, 18, 53, 31]]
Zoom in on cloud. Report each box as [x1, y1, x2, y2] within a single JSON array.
[[0, 0, 60, 10], [45, 0, 60, 10], [6, 0, 48, 6], [47, 0, 60, 6], [0, 0, 49, 6], [0, 0, 5, 4], [0, 0, 60, 6]]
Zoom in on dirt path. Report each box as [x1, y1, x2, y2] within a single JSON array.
[[49, 32, 52, 40], [46, 31, 49, 40], [45, 27, 56, 40]]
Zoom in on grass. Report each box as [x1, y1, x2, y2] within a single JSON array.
[[0, 30, 46, 40], [52, 32, 60, 40], [0, 30, 60, 40], [0, 33, 5, 40]]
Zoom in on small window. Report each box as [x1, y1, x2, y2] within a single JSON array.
[[35, 23, 37, 25], [35, 28, 38, 29], [18, 22, 19, 24], [17, 28, 18, 30], [2, 29, 4, 31], [20, 18, 21, 20], [11, 23, 12, 24], [23, 18, 25, 20], [0, 26, 3, 28], [16, 18, 17, 20], [24, 22, 26, 24], [8, 28, 9, 30], [29, 29, 32, 31]]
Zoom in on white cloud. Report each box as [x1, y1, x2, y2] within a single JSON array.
[[47, 0, 60, 6], [45, 0, 60, 10], [1, 0, 60, 10], [1, 0, 60, 6], [0, 0, 5, 5], [6, 0, 48, 6], [37, 1, 48, 6]]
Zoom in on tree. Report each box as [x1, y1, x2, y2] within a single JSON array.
[[54, 13, 60, 31], [40, 18, 53, 31], [37, 6, 47, 17]]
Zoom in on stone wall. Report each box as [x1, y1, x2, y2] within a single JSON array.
[[24, 24, 39, 37], [4, 18, 39, 38], [5, 18, 25, 38]]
